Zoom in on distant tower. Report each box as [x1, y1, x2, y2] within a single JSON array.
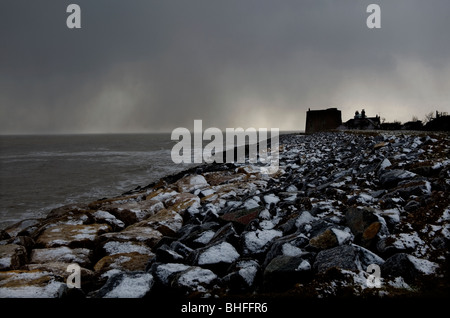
[[305, 108, 342, 134]]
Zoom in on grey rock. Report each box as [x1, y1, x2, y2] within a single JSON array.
[[381, 253, 419, 283], [313, 244, 383, 274], [208, 223, 240, 246], [170, 241, 194, 259], [263, 255, 313, 291], [94, 271, 154, 298], [263, 232, 309, 268], [313, 245, 359, 273], [222, 259, 260, 292], [404, 200, 421, 212], [171, 266, 218, 294], [379, 169, 417, 188], [345, 207, 380, 246], [155, 244, 184, 263], [149, 262, 190, 286]]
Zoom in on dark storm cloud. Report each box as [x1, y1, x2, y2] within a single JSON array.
[[1, 0, 449, 134]]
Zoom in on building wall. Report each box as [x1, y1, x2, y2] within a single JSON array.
[[305, 108, 342, 134]]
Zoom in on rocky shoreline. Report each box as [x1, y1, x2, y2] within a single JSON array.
[[1, 131, 449, 299]]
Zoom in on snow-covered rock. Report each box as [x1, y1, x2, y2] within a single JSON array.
[[197, 242, 240, 266], [0, 270, 67, 298], [243, 229, 282, 255], [94, 271, 154, 298], [30, 246, 92, 267], [172, 266, 217, 294]]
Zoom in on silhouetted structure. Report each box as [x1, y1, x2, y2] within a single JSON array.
[[344, 109, 381, 130], [402, 120, 423, 131], [425, 111, 450, 131], [305, 108, 342, 134]]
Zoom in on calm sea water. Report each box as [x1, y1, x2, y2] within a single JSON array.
[[0, 134, 195, 229]]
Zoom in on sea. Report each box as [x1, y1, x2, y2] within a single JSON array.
[[0, 134, 196, 229]]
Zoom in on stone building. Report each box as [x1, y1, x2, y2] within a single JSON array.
[[305, 108, 342, 134]]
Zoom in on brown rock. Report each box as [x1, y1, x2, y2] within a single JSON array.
[[87, 193, 143, 210], [374, 142, 388, 150], [127, 209, 183, 236], [30, 246, 92, 268], [220, 207, 263, 230], [25, 262, 95, 288], [309, 229, 339, 250], [145, 188, 178, 201], [163, 193, 200, 214], [175, 174, 208, 193], [362, 222, 382, 241], [105, 199, 165, 226], [0, 269, 67, 298], [94, 252, 152, 274], [346, 207, 379, 242], [3, 219, 41, 237], [6, 236, 35, 254], [35, 223, 111, 249], [203, 171, 245, 186], [0, 244, 27, 270], [99, 227, 163, 248], [45, 203, 89, 220]]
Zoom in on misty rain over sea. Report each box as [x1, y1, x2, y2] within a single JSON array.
[[0, 133, 195, 228]]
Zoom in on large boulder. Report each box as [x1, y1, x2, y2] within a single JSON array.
[[0, 269, 67, 298], [381, 253, 438, 283], [171, 266, 218, 295], [25, 262, 95, 290], [94, 252, 152, 276], [99, 226, 163, 248], [126, 209, 183, 236], [263, 233, 309, 268], [345, 207, 383, 247], [91, 210, 125, 231], [220, 207, 264, 231], [98, 240, 153, 258], [314, 245, 358, 273], [163, 193, 201, 214], [93, 271, 154, 298], [308, 228, 339, 250], [313, 244, 384, 274], [222, 259, 260, 292], [263, 255, 313, 291], [377, 232, 425, 257], [3, 219, 41, 238], [241, 229, 282, 257], [35, 224, 111, 249], [30, 246, 92, 268], [379, 169, 417, 188], [175, 175, 209, 193], [190, 242, 240, 275], [149, 262, 190, 287], [104, 199, 165, 226]]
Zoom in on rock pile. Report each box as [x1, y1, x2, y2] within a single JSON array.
[[1, 131, 449, 298]]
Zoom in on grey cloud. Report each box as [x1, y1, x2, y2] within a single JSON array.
[[1, 0, 449, 134]]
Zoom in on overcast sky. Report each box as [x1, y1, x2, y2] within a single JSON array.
[[1, 0, 449, 134]]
